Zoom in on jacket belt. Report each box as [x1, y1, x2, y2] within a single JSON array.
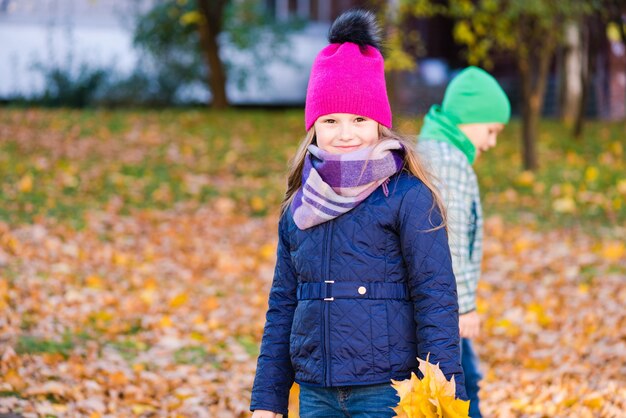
[[297, 281, 409, 301]]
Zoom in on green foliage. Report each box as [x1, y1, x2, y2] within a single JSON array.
[[32, 63, 110, 108], [396, 0, 604, 67], [398, 0, 446, 18], [132, 0, 303, 97], [132, 0, 206, 101], [225, 0, 304, 89], [385, 29, 421, 71], [95, 69, 183, 107]]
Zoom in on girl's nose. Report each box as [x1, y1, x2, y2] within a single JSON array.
[[338, 123, 354, 141]]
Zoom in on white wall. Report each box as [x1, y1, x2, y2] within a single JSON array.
[[0, 0, 143, 98], [0, 22, 138, 97]]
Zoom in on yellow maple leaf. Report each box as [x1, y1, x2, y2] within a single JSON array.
[[525, 303, 552, 327], [260, 243, 276, 260], [131, 404, 156, 414], [601, 241, 625, 262], [112, 251, 130, 266], [85, 275, 104, 289], [18, 174, 33, 193], [582, 395, 604, 409], [140, 288, 157, 306], [391, 356, 470, 418], [553, 197, 576, 213], [513, 237, 533, 253], [515, 171, 534, 187], [584, 166, 599, 183], [169, 292, 189, 308], [250, 196, 266, 212], [159, 315, 174, 328], [139, 278, 159, 305], [4, 368, 26, 391], [0, 280, 8, 310], [108, 370, 128, 386], [180, 11, 202, 26]]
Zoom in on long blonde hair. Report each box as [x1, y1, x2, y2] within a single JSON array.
[[280, 125, 447, 231]]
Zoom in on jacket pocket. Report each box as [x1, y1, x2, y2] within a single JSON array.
[[289, 300, 323, 384], [370, 302, 391, 375]]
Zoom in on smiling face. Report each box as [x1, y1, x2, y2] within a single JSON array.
[[313, 113, 380, 154], [458, 122, 505, 159]]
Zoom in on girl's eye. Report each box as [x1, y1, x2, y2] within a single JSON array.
[[324, 119, 336, 124], [355, 117, 366, 122]]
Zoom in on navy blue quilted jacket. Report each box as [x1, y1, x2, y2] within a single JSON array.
[[250, 172, 466, 415]]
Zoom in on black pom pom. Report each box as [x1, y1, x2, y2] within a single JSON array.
[[328, 9, 381, 50]]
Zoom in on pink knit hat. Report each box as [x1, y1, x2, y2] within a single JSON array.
[[304, 10, 392, 131]]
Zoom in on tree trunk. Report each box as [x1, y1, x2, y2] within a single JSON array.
[[561, 21, 584, 125], [516, 18, 557, 171], [575, 15, 609, 137], [572, 68, 588, 139], [197, 0, 229, 109], [519, 68, 540, 171], [573, 19, 592, 139]]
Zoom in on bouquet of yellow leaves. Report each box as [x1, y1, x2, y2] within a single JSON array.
[[391, 356, 470, 418]]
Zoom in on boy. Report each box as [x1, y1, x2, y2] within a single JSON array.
[[417, 66, 511, 418]]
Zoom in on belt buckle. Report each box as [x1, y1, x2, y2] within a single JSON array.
[[324, 280, 334, 301]]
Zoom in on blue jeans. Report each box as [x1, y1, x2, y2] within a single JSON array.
[[461, 338, 483, 418], [299, 382, 399, 417]]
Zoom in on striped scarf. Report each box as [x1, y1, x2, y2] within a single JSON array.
[[290, 139, 404, 230]]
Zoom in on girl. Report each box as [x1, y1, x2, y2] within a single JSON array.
[[250, 10, 466, 418]]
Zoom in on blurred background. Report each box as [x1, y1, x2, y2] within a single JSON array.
[[0, 1, 625, 417], [1, 0, 625, 169]]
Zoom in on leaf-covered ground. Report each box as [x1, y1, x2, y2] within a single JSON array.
[[0, 109, 624, 417]]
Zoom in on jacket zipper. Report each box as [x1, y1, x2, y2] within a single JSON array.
[[324, 221, 333, 386], [320, 223, 328, 385]]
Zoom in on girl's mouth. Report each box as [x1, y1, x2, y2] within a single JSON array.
[[335, 145, 361, 151]]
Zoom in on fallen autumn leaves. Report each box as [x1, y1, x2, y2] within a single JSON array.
[[0, 110, 624, 417], [477, 217, 626, 417], [1, 203, 277, 417], [1, 207, 624, 417]]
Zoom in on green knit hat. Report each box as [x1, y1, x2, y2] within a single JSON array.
[[442, 66, 511, 124]]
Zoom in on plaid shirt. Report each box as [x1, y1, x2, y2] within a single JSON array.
[[417, 139, 483, 314]]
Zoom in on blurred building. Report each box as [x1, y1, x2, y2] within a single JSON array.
[[600, 30, 626, 119], [0, 0, 144, 99]]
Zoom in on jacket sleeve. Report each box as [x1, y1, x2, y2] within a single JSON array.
[[429, 157, 477, 314], [398, 181, 467, 400], [250, 214, 298, 415]]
